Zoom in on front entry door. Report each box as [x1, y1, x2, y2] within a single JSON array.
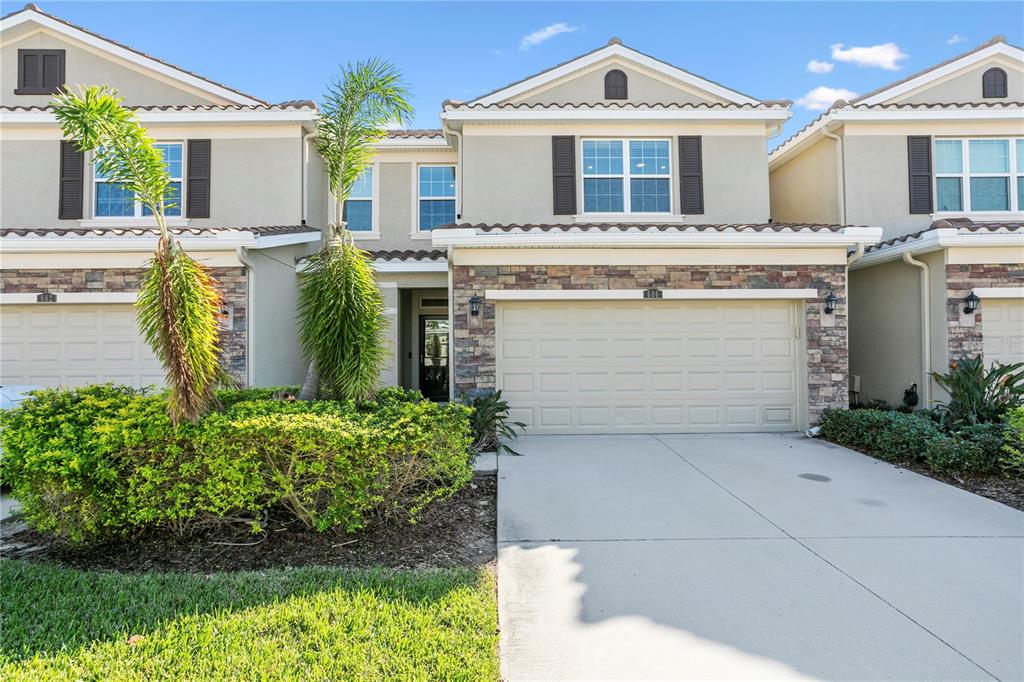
[[419, 316, 450, 401]]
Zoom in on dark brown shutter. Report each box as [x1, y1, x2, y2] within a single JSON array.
[[19, 51, 42, 90], [604, 70, 628, 99], [907, 136, 933, 214], [58, 140, 84, 220], [186, 139, 211, 218], [552, 135, 576, 215], [678, 136, 704, 214], [17, 49, 64, 94], [982, 68, 1007, 98]]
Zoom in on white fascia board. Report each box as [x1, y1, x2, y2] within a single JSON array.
[[0, 110, 316, 125], [250, 232, 322, 249], [433, 227, 883, 250], [441, 108, 790, 123], [485, 288, 819, 301], [0, 10, 265, 106], [0, 292, 137, 305], [973, 287, 1024, 299], [858, 43, 1024, 106], [372, 261, 448, 273], [851, 229, 1024, 269], [0, 235, 257, 253], [472, 43, 760, 106], [833, 108, 1023, 122], [374, 138, 451, 149]]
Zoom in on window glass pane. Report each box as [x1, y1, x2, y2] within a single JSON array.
[[350, 167, 372, 199], [583, 178, 624, 212], [628, 140, 670, 176], [970, 176, 1009, 211], [582, 140, 623, 175], [154, 143, 183, 179], [1017, 139, 1024, 173], [344, 200, 372, 230], [968, 139, 1009, 173], [419, 166, 455, 197], [419, 199, 455, 230], [630, 178, 670, 212], [143, 181, 181, 217], [933, 140, 963, 174], [935, 177, 962, 212], [96, 182, 134, 216], [1018, 177, 1024, 208]]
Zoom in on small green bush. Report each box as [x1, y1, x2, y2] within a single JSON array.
[[1, 386, 472, 543], [999, 407, 1024, 477], [819, 408, 940, 462], [924, 424, 1007, 476], [931, 355, 1024, 427]]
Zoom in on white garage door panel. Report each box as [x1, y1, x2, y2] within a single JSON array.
[[983, 298, 1024, 366], [497, 300, 801, 434], [1, 304, 164, 388]]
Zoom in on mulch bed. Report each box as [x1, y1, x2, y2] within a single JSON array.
[[0, 475, 496, 573], [894, 459, 1024, 511]]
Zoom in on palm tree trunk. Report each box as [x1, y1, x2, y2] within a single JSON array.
[[298, 358, 320, 400]]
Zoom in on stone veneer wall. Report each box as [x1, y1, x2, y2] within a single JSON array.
[[452, 264, 848, 425], [1, 267, 248, 382], [945, 263, 1024, 362]]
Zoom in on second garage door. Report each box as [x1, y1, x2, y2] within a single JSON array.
[[983, 298, 1024, 367], [496, 299, 802, 434]]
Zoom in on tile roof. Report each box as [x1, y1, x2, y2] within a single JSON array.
[[865, 218, 1024, 253], [0, 225, 320, 238], [444, 101, 788, 111], [1, 3, 271, 106], [0, 102, 316, 112], [385, 129, 445, 139], [435, 222, 849, 233], [366, 249, 446, 261]]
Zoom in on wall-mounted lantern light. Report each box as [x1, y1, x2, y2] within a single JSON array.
[[469, 295, 482, 317], [824, 291, 838, 315], [963, 291, 980, 315]]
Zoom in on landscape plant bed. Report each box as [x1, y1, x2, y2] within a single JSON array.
[[1, 475, 495, 574]]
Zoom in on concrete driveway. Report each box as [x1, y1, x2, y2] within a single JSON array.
[[497, 433, 1024, 681]]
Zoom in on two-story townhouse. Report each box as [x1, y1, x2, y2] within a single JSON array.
[[398, 39, 881, 434], [769, 38, 1024, 408], [0, 4, 326, 389]]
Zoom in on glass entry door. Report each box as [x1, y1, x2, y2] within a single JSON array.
[[419, 316, 449, 401]]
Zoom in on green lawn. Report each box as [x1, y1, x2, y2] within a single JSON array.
[[0, 560, 498, 681]]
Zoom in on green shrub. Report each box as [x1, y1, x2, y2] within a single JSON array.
[[924, 424, 1007, 476], [931, 355, 1024, 427], [819, 408, 940, 462], [1, 386, 473, 543], [216, 386, 299, 407], [462, 390, 526, 456], [999, 407, 1024, 478]]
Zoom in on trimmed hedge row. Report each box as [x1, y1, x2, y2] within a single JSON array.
[[0, 385, 473, 543], [819, 407, 1024, 477]]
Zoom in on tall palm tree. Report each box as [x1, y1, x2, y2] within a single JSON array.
[[53, 86, 224, 423], [298, 59, 413, 400]]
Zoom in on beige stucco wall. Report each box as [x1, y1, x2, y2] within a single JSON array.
[[515, 61, 728, 106], [460, 132, 771, 225], [1, 29, 225, 107], [894, 57, 1024, 105], [769, 136, 840, 224], [843, 134, 934, 239]]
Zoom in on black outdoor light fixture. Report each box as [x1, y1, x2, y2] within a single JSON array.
[[824, 291, 838, 315], [469, 295, 482, 317], [963, 291, 980, 315]]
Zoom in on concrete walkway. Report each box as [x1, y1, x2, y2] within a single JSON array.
[[497, 433, 1024, 681]]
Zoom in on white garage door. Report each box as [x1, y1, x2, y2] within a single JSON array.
[[983, 298, 1024, 366], [496, 299, 802, 434], [1, 304, 164, 388]]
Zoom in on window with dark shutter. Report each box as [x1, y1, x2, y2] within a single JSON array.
[[907, 136, 933, 214], [678, 136, 704, 214], [552, 135, 577, 215], [186, 139, 211, 218], [982, 68, 1007, 98], [58, 140, 84, 220], [604, 70, 628, 100], [16, 49, 65, 95]]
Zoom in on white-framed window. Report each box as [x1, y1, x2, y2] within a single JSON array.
[[582, 138, 671, 214], [344, 167, 373, 231], [934, 137, 1023, 213], [94, 142, 183, 218], [418, 165, 456, 231]]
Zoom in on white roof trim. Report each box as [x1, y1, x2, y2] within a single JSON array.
[[0, 110, 316, 125], [374, 137, 451, 149], [485, 288, 820, 301], [851, 228, 1024, 269], [0, 230, 319, 253], [372, 261, 448, 272], [0, 8, 264, 106], [442, 108, 789, 122], [859, 42, 1024, 106], [470, 43, 760, 107], [973, 286, 1024, 299], [433, 226, 882, 249]]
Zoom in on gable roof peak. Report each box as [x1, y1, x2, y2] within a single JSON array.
[[606, 37, 622, 46]]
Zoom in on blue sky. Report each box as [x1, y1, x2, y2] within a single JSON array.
[[7, 1, 1023, 147]]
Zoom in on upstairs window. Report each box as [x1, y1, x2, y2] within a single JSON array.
[[982, 67, 1007, 98], [582, 139, 671, 213], [418, 165, 456, 230], [604, 69, 628, 100], [95, 142, 183, 217], [16, 49, 65, 95], [343, 167, 373, 231], [934, 137, 1022, 213]]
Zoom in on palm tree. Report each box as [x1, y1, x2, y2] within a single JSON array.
[[53, 86, 224, 424], [298, 59, 414, 400]]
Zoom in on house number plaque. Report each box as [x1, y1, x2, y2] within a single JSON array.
[[36, 292, 57, 303], [642, 288, 663, 299]]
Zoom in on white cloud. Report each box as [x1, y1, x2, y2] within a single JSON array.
[[946, 34, 967, 45], [806, 59, 834, 74], [796, 86, 858, 111], [830, 42, 908, 70], [519, 22, 580, 51]]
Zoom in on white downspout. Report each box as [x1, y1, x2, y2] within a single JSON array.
[[301, 132, 315, 226], [236, 246, 256, 387], [822, 127, 847, 225], [445, 128, 464, 219], [903, 252, 931, 406]]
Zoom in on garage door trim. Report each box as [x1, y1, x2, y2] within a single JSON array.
[[1, 292, 137, 305], [973, 287, 1024, 299], [486, 288, 820, 301]]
